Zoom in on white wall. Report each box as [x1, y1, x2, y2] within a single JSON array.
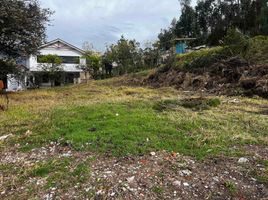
[[29, 45, 85, 72], [6, 75, 26, 92]]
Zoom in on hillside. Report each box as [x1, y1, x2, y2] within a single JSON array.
[[0, 76, 268, 199], [147, 36, 268, 98]]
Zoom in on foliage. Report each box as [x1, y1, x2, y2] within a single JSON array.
[[245, 35, 268, 64], [0, 0, 52, 77], [223, 28, 249, 56], [0, 0, 52, 58], [173, 33, 268, 70], [143, 42, 160, 68], [0, 59, 17, 79], [158, 0, 268, 49], [103, 36, 143, 75], [224, 181, 237, 195], [79, 51, 101, 80], [175, 47, 228, 69], [38, 54, 63, 87]]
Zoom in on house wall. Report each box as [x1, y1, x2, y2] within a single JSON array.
[[28, 45, 86, 72]]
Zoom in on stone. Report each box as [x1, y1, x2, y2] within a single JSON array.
[[238, 157, 249, 163], [150, 152, 156, 156], [179, 169, 192, 176], [127, 176, 135, 183], [173, 180, 181, 186], [183, 182, 190, 187], [0, 134, 13, 141]]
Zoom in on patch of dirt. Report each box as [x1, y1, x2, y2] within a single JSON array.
[[146, 57, 268, 98], [0, 144, 268, 199]]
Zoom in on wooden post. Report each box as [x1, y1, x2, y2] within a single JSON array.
[[0, 80, 9, 110]]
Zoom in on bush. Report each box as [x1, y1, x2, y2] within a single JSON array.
[[223, 28, 249, 56], [181, 98, 221, 111], [245, 35, 268, 64], [171, 32, 267, 71], [206, 98, 221, 107], [175, 47, 229, 70]]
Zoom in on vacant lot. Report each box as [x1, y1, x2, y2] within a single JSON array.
[[0, 75, 268, 199]]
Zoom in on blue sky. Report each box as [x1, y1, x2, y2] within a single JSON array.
[[40, 0, 181, 51]]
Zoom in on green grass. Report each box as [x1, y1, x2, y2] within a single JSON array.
[[224, 181, 237, 195], [0, 77, 267, 159]]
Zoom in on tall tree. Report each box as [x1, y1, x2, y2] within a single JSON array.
[[0, 0, 52, 58], [104, 36, 143, 74], [0, 0, 52, 85]]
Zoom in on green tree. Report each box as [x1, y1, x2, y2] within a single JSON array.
[[38, 54, 63, 87], [104, 36, 143, 75], [0, 0, 52, 79], [82, 52, 101, 79]]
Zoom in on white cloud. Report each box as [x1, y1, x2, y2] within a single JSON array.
[[40, 0, 181, 51]]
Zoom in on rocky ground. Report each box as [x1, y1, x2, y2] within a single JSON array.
[[1, 140, 267, 200]]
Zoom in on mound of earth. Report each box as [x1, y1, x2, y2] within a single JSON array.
[[146, 57, 268, 98]]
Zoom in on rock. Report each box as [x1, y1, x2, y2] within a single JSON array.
[[238, 157, 249, 163], [183, 182, 190, 187], [212, 176, 219, 182], [0, 134, 13, 141], [96, 190, 104, 195], [179, 169, 192, 176], [173, 180, 181, 187], [150, 152, 156, 156], [127, 176, 135, 183]]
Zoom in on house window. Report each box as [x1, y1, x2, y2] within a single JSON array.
[[59, 56, 80, 64], [37, 56, 80, 64]]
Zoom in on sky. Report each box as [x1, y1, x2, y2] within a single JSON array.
[[39, 0, 181, 52]]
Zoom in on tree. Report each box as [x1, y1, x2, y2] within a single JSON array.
[[104, 36, 143, 75], [143, 41, 160, 68], [79, 51, 101, 80], [0, 0, 52, 75], [158, 0, 268, 48], [38, 54, 63, 87], [0, 0, 52, 58]]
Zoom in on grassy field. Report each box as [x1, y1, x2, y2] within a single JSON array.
[[1, 75, 268, 199], [0, 75, 267, 159]]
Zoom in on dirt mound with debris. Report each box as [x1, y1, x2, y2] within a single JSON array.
[[146, 57, 268, 98]]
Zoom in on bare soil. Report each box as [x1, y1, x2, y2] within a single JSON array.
[[146, 57, 268, 98]]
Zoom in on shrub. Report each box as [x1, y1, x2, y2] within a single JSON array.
[[245, 35, 268, 64], [223, 28, 249, 56], [175, 47, 229, 70], [206, 98, 221, 107], [181, 98, 221, 111]]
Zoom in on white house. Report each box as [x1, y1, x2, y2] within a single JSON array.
[[6, 38, 88, 91]]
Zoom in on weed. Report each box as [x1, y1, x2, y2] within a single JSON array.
[[152, 186, 164, 195], [224, 181, 237, 194], [181, 98, 221, 110]]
